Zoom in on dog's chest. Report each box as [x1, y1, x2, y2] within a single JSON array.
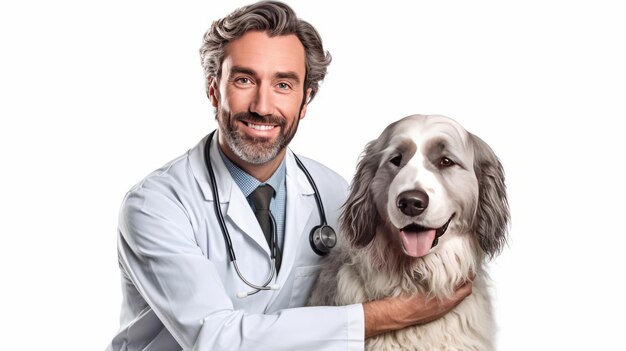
[[335, 266, 495, 351], [365, 288, 495, 351]]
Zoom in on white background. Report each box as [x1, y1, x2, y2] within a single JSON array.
[[1, 0, 625, 350]]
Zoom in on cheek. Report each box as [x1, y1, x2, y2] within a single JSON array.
[[370, 166, 395, 219], [441, 170, 479, 216], [221, 86, 252, 112], [276, 93, 306, 117]]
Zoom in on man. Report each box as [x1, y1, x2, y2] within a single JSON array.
[[107, 2, 472, 350]]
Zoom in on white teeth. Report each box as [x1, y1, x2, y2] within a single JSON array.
[[247, 122, 274, 131]]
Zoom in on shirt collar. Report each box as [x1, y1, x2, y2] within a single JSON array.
[[217, 145, 286, 198]]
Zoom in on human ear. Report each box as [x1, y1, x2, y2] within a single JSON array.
[[299, 88, 313, 119], [209, 78, 219, 107]]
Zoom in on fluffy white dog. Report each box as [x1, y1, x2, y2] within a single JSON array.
[[308, 115, 509, 350]]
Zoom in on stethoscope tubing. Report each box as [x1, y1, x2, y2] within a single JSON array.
[[205, 132, 237, 261], [293, 155, 327, 225]]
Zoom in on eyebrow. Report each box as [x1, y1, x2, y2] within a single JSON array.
[[424, 137, 451, 158], [385, 136, 417, 163], [395, 138, 417, 155], [274, 71, 301, 83], [229, 65, 301, 84], [229, 66, 256, 77]]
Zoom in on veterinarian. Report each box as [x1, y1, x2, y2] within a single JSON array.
[[106, 2, 473, 350]]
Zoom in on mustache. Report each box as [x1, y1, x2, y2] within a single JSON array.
[[232, 111, 286, 127]]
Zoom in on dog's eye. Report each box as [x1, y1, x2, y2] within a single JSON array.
[[389, 155, 402, 167], [439, 157, 455, 168]]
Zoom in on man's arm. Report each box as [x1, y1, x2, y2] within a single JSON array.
[[363, 280, 473, 338]]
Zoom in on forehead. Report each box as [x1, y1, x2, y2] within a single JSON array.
[[222, 31, 306, 78], [390, 115, 469, 150]]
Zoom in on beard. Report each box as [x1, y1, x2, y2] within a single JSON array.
[[217, 108, 301, 164]]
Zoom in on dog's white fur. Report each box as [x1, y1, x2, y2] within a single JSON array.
[[308, 115, 509, 351]]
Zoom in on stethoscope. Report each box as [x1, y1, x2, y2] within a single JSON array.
[[204, 131, 337, 298]]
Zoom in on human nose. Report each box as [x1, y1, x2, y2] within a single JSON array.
[[250, 84, 274, 116]]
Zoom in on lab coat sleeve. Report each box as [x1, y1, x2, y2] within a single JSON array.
[[118, 185, 364, 351]]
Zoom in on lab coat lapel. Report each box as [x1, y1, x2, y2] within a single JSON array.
[[225, 185, 270, 256], [189, 132, 230, 203], [269, 151, 315, 303]]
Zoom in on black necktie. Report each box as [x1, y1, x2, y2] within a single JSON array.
[[249, 185, 282, 272]]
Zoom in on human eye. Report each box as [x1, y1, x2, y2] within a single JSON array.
[[276, 82, 292, 90], [234, 77, 251, 85]]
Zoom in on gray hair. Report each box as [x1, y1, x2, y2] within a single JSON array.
[[199, 1, 331, 102]]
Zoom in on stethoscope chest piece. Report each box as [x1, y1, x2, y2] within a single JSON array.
[[309, 225, 337, 256]]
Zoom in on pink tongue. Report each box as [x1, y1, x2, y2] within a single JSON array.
[[400, 229, 436, 257]]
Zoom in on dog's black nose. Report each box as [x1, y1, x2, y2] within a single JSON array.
[[397, 190, 429, 216]]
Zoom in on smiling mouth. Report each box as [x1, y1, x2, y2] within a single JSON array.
[[244, 121, 277, 131], [399, 214, 455, 258]]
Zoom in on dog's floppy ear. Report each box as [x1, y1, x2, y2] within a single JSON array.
[[470, 133, 510, 258], [341, 139, 383, 248]]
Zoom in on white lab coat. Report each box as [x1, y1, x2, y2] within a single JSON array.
[[107, 134, 364, 351]]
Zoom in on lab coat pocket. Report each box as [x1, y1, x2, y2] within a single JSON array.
[[288, 265, 322, 308]]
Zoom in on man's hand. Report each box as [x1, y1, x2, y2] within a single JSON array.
[[363, 277, 474, 339]]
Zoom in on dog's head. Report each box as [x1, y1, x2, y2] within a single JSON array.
[[342, 115, 509, 260]]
